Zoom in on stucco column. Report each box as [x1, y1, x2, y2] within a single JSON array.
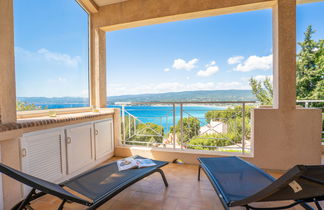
[[113, 108, 121, 147], [272, 0, 296, 110], [1, 139, 22, 209], [90, 18, 107, 108], [251, 0, 321, 170], [0, 0, 17, 123], [0, 2, 22, 208]]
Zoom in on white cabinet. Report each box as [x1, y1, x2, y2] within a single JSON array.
[[21, 129, 65, 182], [20, 118, 114, 195], [94, 119, 114, 160], [21, 128, 65, 196], [65, 124, 93, 174]]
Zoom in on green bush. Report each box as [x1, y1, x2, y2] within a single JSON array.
[[133, 122, 164, 144], [122, 116, 164, 146], [205, 105, 253, 123], [170, 117, 200, 144], [185, 105, 253, 150], [188, 134, 232, 150], [16, 100, 42, 111]]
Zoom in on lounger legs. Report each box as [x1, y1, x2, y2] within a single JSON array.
[[314, 200, 322, 210], [198, 165, 201, 181], [14, 188, 36, 210], [58, 200, 67, 210], [12, 190, 47, 210], [300, 202, 315, 210], [156, 168, 168, 187]]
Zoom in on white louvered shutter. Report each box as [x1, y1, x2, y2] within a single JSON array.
[[21, 129, 64, 195]]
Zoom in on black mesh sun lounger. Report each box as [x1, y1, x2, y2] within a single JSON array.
[[198, 156, 324, 210], [0, 156, 168, 210]]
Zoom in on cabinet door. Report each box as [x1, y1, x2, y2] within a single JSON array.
[[65, 124, 93, 174], [94, 119, 114, 159], [21, 129, 64, 195]]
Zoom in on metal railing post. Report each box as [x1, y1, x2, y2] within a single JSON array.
[[122, 105, 126, 145], [173, 104, 176, 149], [180, 103, 183, 150], [128, 114, 131, 139], [166, 114, 168, 136], [160, 116, 162, 135], [242, 102, 246, 154]]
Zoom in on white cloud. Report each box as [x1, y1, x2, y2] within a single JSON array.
[[227, 56, 244, 65], [58, 77, 67, 82], [240, 75, 273, 82], [47, 77, 68, 83], [197, 61, 219, 77], [186, 76, 190, 80], [164, 68, 170, 72], [37, 48, 81, 68], [15, 47, 81, 68], [15, 47, 34, 58], [206, 61, 216, 67], [172, 58, 198, 71], [254, 75, 273, 82], [108, 81, 250, 96], [197, 66, 219, 77], [234, 54, 273, 72]]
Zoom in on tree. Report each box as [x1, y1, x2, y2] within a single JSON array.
[[249, 77, 273, 105], [16, 100, 42, 111], [134, 123, 164, 144], [297, 26, 324, 100], [205, 105, 253, 123], [250, 25, 324, 104], [122, 116, 164, 145], [187, 106, 253, 150], [170, 117, 200, 143], [205, 106, 251, 138]]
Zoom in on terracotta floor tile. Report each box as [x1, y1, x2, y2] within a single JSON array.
[[161, 197, 179, 210]]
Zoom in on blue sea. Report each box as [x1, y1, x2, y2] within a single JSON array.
[[35, 103, 225, 132]]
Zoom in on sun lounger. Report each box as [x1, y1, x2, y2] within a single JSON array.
[[0, 156, 168, 210], [197, 156, 324, 210]]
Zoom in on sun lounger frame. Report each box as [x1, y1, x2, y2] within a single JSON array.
[[198, 156, 324, 210], [0, 156, 168, 210]]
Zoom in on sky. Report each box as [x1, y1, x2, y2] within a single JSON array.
[[13, 0, 324, 98]]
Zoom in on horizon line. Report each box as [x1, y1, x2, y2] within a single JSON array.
[[16, 89, 253, 98]]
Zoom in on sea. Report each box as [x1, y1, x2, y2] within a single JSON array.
[[35, 103, 225, 132]]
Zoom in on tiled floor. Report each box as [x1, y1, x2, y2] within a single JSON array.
[[30, 157, 323, 210]]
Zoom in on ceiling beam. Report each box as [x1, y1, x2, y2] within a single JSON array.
[[95, 0, 128, 7], [92, 0, 275, 32], [297, 0, 324, 4], [76, 0, 99, 14]]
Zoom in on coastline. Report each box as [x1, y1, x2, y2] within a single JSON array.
[[110, 104, 228, 109]]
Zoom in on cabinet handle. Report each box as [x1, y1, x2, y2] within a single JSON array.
[[95, 130, 99, 136], [66, 137, 72, 144], [21, 148, 27, 157]]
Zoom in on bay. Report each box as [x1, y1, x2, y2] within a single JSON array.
[[34, 103, 225, 132]]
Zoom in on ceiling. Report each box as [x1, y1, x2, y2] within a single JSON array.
[[91, 0, 324, 7], [93, 0, 128, 6]]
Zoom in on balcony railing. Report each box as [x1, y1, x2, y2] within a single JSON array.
[[116, 101, 256, 155]]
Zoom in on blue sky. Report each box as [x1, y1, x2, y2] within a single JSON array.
[[14, 0, 88, 98], [14, 1, 324, 97]]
